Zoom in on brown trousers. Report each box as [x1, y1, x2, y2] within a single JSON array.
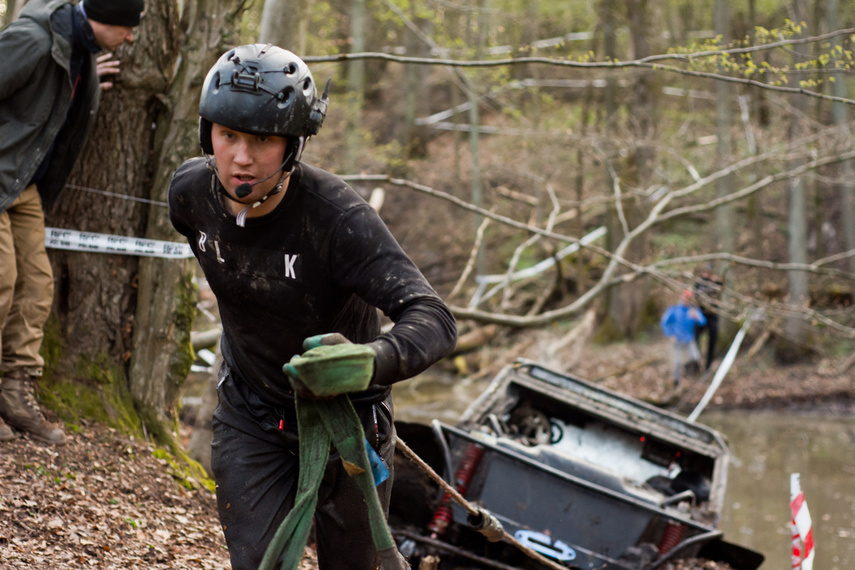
[[0, 185, 54, 376]]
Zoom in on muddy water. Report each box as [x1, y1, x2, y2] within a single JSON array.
[[702, 410, 855, 570], [391, 376, 855, 570]]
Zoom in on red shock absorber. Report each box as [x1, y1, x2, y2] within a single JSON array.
[[427, 443, 486, 538], [658, 520, 686, 555]]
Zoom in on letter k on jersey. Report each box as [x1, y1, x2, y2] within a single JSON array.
[[284, 254, 298, 279]]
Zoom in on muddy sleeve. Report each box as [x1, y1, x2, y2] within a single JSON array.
[[331, 205, 457, 385]]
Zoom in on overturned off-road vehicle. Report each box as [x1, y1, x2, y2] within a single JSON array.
[[390, 360, 764, 570]]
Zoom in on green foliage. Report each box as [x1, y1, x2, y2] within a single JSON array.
[[152, 447, 215, 493], [664, 21, 855, 90], [169, 271, 199, 389], [39, 314, 142, 436]]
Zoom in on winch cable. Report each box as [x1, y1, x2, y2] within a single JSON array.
[[259, 395, 403, 570], [395, 436, 570, 570]]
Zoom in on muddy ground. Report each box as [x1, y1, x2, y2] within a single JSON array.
[[0, 336, 851, 569]]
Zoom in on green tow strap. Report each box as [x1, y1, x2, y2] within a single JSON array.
[[258, 394, 396, 570]]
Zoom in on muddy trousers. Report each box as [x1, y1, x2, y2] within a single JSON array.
[[0, 185, 54, 377], [211, 369, 396, 570]]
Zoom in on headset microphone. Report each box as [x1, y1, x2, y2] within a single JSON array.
[[235, 183, 252, 198], [232, 159, 290, 199]]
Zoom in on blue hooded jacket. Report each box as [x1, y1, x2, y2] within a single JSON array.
[[661, 303, 706, 343]]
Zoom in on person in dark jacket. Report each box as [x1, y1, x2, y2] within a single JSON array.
[[0, 0, 144, 445], [693, 264, 723, 371], [168, 45, 457, 570]]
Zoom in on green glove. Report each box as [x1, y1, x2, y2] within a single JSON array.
[[283, 343, 376, 398], [302, 332, 351, 350]]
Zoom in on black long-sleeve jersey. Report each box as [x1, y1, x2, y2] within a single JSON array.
[[168, 158, 457, 406]]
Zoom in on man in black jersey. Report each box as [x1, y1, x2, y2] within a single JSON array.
[[168, 44, 457, 570]]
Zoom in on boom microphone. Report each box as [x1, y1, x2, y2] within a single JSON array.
[[235, 183, 252, 198], [233, 165, 287, 199]]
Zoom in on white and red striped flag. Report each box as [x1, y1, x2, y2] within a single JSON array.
[[790, 473, 814, 570]]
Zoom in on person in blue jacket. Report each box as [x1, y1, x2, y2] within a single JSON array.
[[661, 289, 706, 387]]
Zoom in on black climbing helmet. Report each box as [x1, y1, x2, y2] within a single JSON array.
[[198, 44, 329, 161]]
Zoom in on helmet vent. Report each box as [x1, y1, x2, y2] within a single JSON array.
[[276, 86, 294, 108], [200, 45, 327, 139]]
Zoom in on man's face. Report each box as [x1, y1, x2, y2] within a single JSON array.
[[89, 21, 135, 51], [211, 123, 288, 203]]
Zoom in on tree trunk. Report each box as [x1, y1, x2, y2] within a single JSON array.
[[714, 0, 735, 264], [129, 0, 245, 443], [604, 0, 657, 339], [3, 0, 23, 27], [345, 0, 367, 172], [776, 0, 812, 363], [828, 0, 855, 277], [259, 0, 309, 56], [469, 0, 489, 278], [43, 0, 243, 443], [395, 6, 432, 160], [45, 1, 180, 435], [599, 0, 618, 133]]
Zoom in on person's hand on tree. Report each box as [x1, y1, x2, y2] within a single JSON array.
[[283, 334, 376, 399], [96, 53, 121, 91]]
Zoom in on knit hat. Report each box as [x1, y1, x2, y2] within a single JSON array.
[[84, 0, 145, 27]]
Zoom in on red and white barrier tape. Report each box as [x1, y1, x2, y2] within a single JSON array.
[[790, 473, 814, 570]]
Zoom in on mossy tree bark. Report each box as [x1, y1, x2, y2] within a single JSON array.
[[44, 0, 245, 444], [128, 0, 247, 446]]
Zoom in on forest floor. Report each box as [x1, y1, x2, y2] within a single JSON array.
[[1, 333, 852, 570]]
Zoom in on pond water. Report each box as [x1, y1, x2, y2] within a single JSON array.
[[703, 410, 855, 570], [392, 375, 855, 570]]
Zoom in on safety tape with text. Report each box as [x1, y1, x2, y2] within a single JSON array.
[[45, 227, 193, 259]]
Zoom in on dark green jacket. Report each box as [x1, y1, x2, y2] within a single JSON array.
[[0, 0, 100, 213]]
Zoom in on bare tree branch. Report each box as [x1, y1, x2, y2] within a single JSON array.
[[304, 27, 855, 106], [342, 138, 855, 334]]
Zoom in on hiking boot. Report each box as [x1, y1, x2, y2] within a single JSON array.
[[0, 415, 13, 441], [0, 371, 66, 445], [0, 378, 13, 441]]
